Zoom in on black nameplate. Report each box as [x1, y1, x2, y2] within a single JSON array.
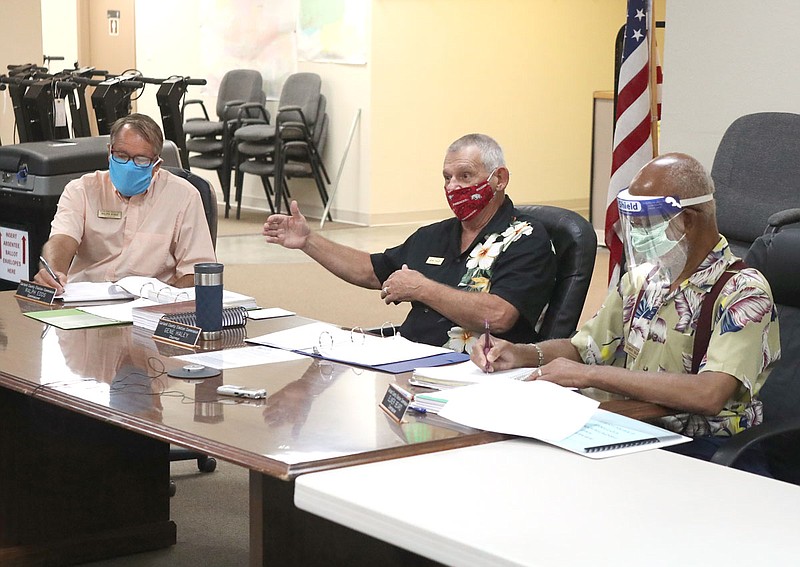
[[380, 382, 413, 422], [153, 318, 201, 348], [15, 280, 56, 305]]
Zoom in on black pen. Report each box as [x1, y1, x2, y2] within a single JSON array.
[[39, 255, 62, 285]]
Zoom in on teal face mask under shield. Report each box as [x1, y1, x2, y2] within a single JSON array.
[[617, 189, 714, 282]]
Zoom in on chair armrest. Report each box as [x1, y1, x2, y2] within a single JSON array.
[[767, 208, 800, 229], [222, 99, 246, 113], [278, 106, 311, 127], [182, 99, 210, 121], [236, 102, 270, 124], [710, 417, 800, 467]]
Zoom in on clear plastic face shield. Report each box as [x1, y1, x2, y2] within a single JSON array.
[[617, 189, 714, 284]]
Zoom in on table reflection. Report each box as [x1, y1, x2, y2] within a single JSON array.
[[54, 327, 165, 421], [262, 359, 349, 438]]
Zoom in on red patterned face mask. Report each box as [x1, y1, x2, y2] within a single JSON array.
[[445, 171, 496, 221]]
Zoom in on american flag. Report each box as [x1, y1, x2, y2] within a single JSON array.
[[605, 0, 661, 285]]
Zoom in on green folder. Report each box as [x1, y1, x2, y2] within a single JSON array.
[[24, 308, 127, 330]]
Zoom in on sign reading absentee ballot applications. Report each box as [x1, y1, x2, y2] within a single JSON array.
[[1, 226, 30, 283]]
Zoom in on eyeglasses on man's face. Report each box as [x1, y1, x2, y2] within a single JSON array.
[[109, 146, 159, 168]]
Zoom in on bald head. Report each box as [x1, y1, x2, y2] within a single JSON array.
[[629, 153, 714, 199]]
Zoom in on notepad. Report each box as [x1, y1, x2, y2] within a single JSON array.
[[410, 361, 536, 390]]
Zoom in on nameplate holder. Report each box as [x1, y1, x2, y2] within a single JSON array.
[[380, 382, 413, 422], [153, 318, 201, 348], [15, 280, 56, 305]]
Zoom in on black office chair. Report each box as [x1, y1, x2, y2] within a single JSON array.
[[711, 210, 800, 483], [516, 205, 598, 340], [163, 165, 218, 248], [710, 112, 800, 258], [183, 69, 265, 218], [162, 166, 219, 488], [233, 72, 331, 219]]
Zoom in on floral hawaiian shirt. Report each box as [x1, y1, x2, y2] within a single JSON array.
[[572, 236, 781, 437]]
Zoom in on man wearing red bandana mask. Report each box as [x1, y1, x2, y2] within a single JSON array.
[[263, 133, 556, 348]]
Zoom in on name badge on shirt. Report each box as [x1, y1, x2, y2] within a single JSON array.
[[426, 256, 444, 265], [98, 210, 122, 219]]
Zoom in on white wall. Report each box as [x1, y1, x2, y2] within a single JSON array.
[[134, 0, 370, 224], [661, 0, 800, 169], [40, 0, 79, 71]]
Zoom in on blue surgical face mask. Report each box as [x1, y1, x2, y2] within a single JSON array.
[[109, 158, 158, 197]]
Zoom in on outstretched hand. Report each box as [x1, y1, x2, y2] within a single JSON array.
[[263, 200, 310, 250]]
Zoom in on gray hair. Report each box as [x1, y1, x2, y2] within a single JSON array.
[[447, 133, 506, 172], [110, 113, 164, 156]]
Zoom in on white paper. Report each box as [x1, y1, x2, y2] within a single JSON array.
[[58, 276, 257, 308], [174, 346, 306, 369], [437, 380, 600, 442], [246, 307, 296, 320], [77, 297, 159, 323], [57, 281, 136, 302]]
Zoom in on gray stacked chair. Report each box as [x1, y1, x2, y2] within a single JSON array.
[[183, 69, 265, 218], [710, 112, 800, 257], [232, 72, 330, 220]]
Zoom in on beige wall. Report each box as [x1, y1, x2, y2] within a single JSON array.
[[368, 0, 627, 224], [9, 0, 633, 226], [0, 1, 43, 145]]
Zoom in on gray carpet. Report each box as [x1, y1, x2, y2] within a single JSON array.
[[85, 460, 250, 566]]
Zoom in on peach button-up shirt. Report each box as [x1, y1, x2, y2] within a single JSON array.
[[50, 168, 216, 285]]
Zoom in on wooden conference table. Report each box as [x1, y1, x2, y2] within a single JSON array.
[[0, 291, 669, 566]]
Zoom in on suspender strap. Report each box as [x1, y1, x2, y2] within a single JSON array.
[[691, 259, 748, 374]]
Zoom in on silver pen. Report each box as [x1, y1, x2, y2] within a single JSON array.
[[39, 255, 62, 285]]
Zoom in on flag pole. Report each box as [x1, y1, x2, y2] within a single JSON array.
[[648, 0, 659, 157]]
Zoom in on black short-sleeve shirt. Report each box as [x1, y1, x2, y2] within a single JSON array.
[[370, 196, 556, 347]]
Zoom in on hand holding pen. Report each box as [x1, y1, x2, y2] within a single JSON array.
[[38, 255, 64, 293]]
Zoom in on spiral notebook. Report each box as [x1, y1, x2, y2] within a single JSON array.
[[132, 300, 247, 332], [551, 408, 690, 458], [163, 306, 248, 328]]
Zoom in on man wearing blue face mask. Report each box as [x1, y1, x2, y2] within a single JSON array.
[[34, 113, 216, 292], [472, 153, 780, 474]]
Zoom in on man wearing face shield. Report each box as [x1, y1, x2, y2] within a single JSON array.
[[472, 153, 780, 471], [263, 133, 556, 349], [34, 113, 216, 292]]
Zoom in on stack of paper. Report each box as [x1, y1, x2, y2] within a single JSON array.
[[413, 380, 691, 459], [410, 361, 536, 390]]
